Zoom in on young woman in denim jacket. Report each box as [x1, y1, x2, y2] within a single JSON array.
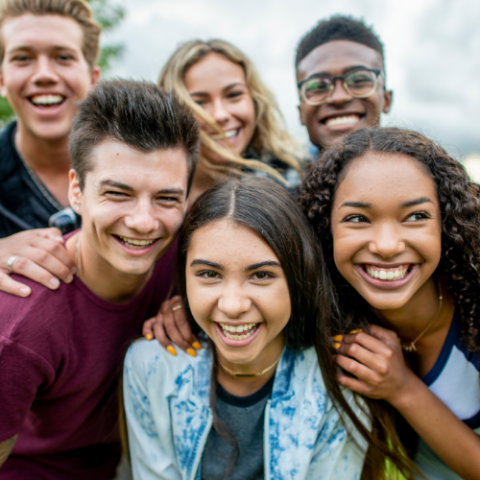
[[122, 177, 369, 480]]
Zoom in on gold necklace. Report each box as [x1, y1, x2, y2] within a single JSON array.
[[401, 283, 443, 353], [218, 352, 282, 377]]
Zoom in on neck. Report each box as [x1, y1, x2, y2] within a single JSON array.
[[216, 334, 284, 397], [187, 164, 218, 205], [66, 232, 154, 303], [372, 277, 455, 348], [15, 123, 71, 207]]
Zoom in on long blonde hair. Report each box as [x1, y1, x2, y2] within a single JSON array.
[[158, 39, 303, 185]]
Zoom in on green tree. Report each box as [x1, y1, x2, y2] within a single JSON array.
[[0, 0, 125, 126]]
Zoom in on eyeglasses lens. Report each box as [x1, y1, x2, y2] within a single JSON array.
[[303, 77, 332, 105]]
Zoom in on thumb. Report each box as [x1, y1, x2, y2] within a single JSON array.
[[39, 227, 65, 243], [368, 324, 400, 347]]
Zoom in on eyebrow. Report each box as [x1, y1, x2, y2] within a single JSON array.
[[190, 259, 223, 269], [7, 45, 76, 53], [340, 197, 433, 209], [189, 260, 282, 271], [189, 82, 245, 96], [99, 180, 184, 196], [311, 65, 371, 77]]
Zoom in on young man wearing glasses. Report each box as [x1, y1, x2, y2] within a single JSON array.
[[296, 15, 393, 150]]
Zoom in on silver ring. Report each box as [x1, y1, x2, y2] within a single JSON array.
[[7, 255, 19, 273], [171, 304, 183, 312]]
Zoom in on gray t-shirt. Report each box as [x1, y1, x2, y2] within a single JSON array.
[[201, 376, 274, 480]]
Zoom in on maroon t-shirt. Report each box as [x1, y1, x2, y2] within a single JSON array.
[[0, 241, 176, 480]]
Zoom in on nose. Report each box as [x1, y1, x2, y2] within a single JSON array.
[[31, 56, 59, 85], [211, 98, 230, 125], [123, 198, 160, 234], [368, 223, 405, 258], [217, 282, 251, 318], [326, 78, 353, 105]]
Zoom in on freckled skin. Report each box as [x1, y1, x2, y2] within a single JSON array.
[[330, 152, 442, 313], [297, 41, 392, 148]]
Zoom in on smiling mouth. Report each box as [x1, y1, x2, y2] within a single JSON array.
[[29, 94, 66, 107], [363, 264, 412, 281], [114, 235, 158, 249], [219, 322, 259, 340], [212, 128, 240, 142], [323, 114, 361, 127]]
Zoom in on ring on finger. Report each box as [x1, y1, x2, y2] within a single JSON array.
[[7, 255, 19, 273], [172, 304, 183, 312]]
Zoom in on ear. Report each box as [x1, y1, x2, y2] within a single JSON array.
[[382, 89, 393, 114], [90, 66, 101, 89], [0, 70, 7, 98], [68, 170, 83, 215], [298, 103, 306, 126]]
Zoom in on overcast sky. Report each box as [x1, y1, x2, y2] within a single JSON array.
[[104, 0, 480, 158]]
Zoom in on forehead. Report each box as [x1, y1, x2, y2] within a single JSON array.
[[296, 40, 383, 81], [334, 152, 438, 206], [188, 219, 279, 264], [85, 140, 188, 191], [184, 52, 246, 92], [1, 13, 84, 53]]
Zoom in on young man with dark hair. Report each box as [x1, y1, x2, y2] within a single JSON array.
[[296, 15, 393, 149], [0, 0, 101, 297], [0, 79, 199, 479]]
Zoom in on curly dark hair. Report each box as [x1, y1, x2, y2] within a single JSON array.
[[299, 126, 480, 353], [295, 15, 385, 71], [299, 126, 480, 478]]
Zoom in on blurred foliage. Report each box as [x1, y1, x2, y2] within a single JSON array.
[[0, 0, 125, 127]]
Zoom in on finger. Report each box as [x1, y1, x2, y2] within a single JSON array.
[[335, 353, 380, 385], [7, 256, 62, 290], [335, 341, 386, 372], [160, 295, 182, 312], [336, 373, 374, 397], [25, 246, 75, 283], [163, 309, 197, 355], [173, 308, 199, 348], [337, 331, 393, 356], [151, 314, 178, 356], [0, 271, 31, 297], [142, 317, 155, 341], [368, 324, 401, 347], [36, 227, 65, 244], [32, 238, 76, 273]]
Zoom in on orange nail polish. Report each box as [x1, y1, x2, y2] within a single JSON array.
[[349, 329, 362, 334], [192, 342, 202, 350], [167, 346, 177, 356], [332, 334, 343, 342], [187, 348, 197, 358], [332, 342, 340, 349], [145, 334, 153, 341]]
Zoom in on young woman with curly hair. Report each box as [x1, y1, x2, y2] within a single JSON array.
[[158, 39, 304, 202], [299, 127, 480, 480]]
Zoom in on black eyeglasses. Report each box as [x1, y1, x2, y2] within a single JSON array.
[[297, 68, 382, 106]]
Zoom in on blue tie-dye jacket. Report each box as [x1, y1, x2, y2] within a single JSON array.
[[123, 339, 369, 480]]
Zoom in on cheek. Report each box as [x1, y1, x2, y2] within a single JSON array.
[[186, 278, 215, 326]]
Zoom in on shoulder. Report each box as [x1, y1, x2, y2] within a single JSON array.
[[0, 122, 19, 181]]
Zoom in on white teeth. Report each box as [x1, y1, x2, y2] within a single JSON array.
[[224, 129, 239, 139], [30, 94, 64, 106], [325, 115, 360, 127], [117, 235, 155, 247], [219, 322, 258, 340], [365, 266, 409, 281]]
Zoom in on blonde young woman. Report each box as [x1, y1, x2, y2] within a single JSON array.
[[158, 39, 304, 201]]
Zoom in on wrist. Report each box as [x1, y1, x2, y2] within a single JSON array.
[[387, 372, 425, 412]]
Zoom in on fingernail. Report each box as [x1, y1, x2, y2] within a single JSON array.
[[349, 329, 362, 334], [66, 274, 73, 283], [145, 334, 153, 341], [192, 342, 202, 350], [332, 342, 340, 349], [54, 236, 64, 243], [332, 334, 343, 342], [71, 266, 77, 274], [49, 277, 60, 288], [20, 287, 30, 297], [187, 348, 197, 358], [167, 346, 177, 356]]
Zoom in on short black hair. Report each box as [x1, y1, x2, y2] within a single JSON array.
[[296, 15, 385, 68], [70, 79, 199, 192]]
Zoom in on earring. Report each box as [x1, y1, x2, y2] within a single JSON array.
[[75, 205, 80, 211]]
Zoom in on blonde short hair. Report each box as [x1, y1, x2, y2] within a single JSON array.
[[0, 0, 101, 69], [159, 39, 303, 185]]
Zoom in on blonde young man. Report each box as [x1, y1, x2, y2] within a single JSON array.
[[0, 0, 100, 296]]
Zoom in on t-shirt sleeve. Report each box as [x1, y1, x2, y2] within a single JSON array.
[[308, 389, 370, 479], [0, 335, 54, 442], [123, 343, 182, 480]]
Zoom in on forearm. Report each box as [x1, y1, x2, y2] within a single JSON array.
[[0, 435, 17, 468], [392, 377, 480, 480]]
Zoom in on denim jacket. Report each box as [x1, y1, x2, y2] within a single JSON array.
[[123, 339, 369, 480]]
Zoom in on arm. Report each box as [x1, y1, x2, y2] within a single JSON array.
[[335, 326, 480, 480], [0, 435, 17, 468], [0, 228, 76, 297], [142, 295, 201, 355]]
